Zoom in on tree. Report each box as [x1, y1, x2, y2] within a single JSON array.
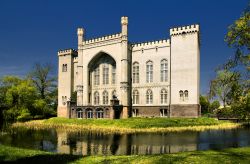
[[209, 70, 240, 107], [225, 4, 250, 71], [209, 100, 220, 111], [29, 63, 57, 100], [200, 95, 210, 114]]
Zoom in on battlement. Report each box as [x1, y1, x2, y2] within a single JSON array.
[[170, 24, 199, 36], [83, 33, 121, 45], [58, 48, 78, 56], [132, 39, 170, 51]]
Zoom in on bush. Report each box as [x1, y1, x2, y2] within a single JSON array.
[[17, 112, 32, 122], [215, 107, 235, 118]]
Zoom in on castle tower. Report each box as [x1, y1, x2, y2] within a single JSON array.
[[76, 27, 84, 106], [58, 49, 77, 117], [170, 25, 200, 117], [120, 16, 131, 118]]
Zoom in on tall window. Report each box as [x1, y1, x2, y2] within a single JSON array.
[[94, 91, 99, 105], [146, 89, 153, 104], [161, 89, 168, 104], [132, 90, 139, 104], [132, 62, 139, 83], [103, 90, 109, 105], [161, 59, 168, 82], [184, 90, 188, 101], [94, 67, 100, 85], [112, 65, 116, 84], [146, 61, 153, 83], [103, 64, 109, 84], [96, 109, 104, 118], [179, 90, 184, 101], [112, 90, 117, 99], [62, 64, 67, 72]]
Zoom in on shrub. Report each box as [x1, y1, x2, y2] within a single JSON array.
[[17, 112, 32, 122]]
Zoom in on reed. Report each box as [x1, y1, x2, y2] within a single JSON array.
[[11, 117, 242, 134]]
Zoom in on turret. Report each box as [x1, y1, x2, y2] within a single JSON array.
[[121, 16, 128, 37], [77, 27, 84, 47]]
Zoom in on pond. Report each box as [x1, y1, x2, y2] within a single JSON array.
[[1, 126, 250, 155]]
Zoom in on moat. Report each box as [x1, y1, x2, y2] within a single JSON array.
[[1, 126, 250, 155]]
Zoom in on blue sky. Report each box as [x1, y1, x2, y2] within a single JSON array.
[[0, 0, 248, 94]]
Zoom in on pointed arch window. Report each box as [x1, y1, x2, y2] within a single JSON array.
[[94, 91, 99, 105], [161, 59, 168, 82], [146, 89, 153, 104], [103, 63, 109, 85], [146, 61, 153, 83], [132, 90, 139, 104], [103, 90, 109, 105], [94, 67, 100, 85], [160, 89, 168, 104], [112, 65, 116, 84], [133, 62, 139, 83]]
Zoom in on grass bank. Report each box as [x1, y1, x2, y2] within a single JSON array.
[[1, 145, 250, 163], [11, 117, 241, 134]]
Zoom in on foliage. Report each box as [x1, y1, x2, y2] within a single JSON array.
[[28, 63, 56, 100], [209, 100, 220, 111], [224, 4, 250, 72], [2, 145, 250, 163], [209, 70, 241, 107], [0, 67, 57, 121], [200, 95, 210, 114]]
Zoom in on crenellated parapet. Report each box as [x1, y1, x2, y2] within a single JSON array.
[[58, 48, 78, 56], [83, 33, 122, 45], [132, 39, 170, 51], [170, 24, 199, 36]]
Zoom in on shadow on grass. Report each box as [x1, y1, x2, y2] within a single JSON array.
[[0, 154, 83, 164]]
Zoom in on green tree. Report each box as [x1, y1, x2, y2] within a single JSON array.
[[209, 70, 240, 107], [209, 100, 220, 111], [200, 95, 210, 114], [29, 63, 56, 100]]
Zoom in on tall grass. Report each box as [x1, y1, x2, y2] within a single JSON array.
[[11, 117, 241, 134]]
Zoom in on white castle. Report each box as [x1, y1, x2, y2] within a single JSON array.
[[58, 16, 200, 119]]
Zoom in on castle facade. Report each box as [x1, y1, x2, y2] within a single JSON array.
[[58, 17, 200, 119]]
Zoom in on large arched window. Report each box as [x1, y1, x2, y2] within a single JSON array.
[[160, 59, 168, 82], [179, 90, 184, 101], [94, 67, 100, 85], [103, 90, 109, 105], [184, 90, 188, 101], [146, 89, 153, 104], [146, 61, 153, 83], [96, 108, 104, 118], [161, 89, 168, 104], [132, 90, 139, 104], [132, 62, 139, 83], [112, 65, 116, 84], [94, 91, 99, 105], [103, 63, 109, 84]]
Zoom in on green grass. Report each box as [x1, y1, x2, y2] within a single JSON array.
[[1, 145, 250, 164], [12, 117, 240, 134]]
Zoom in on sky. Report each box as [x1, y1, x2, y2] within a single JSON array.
[[0, 0, 248, 94]]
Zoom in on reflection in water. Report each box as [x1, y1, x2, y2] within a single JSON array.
[[1, 128, 250, 155]]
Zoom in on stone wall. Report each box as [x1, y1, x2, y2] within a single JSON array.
[[170, 104, 200, 118]]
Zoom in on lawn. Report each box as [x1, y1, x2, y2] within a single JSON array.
[[1, 145, 250, 164], [11, 117, 240, 134]]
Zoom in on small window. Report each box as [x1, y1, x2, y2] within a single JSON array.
[[96, 109, 104, 118], [62, 64, 67, 72], [132, 109, 139, 117], [160, 109, 168, 117], [184, 90, 188, 101], [132, 62, 139, 83], [103, 90, 109, 105], [160, 89, 167, 104], [160, 59, 168, 82], [179, 90, 184, 101]]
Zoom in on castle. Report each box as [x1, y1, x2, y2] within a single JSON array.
[[57, 16, 200, 119]]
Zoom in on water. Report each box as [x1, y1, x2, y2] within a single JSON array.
[[0, 127, 250, 155]]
